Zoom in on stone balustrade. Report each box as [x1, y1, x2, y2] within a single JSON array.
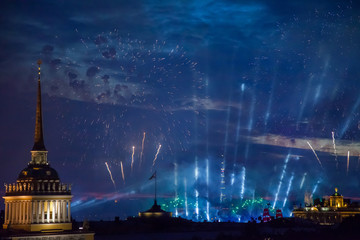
[[4, 181, 72, 196]]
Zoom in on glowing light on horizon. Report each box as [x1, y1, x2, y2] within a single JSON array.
[[340, 96, 360, 138], [195, 189, 199, 220], [184, 178, 188, 217], [300, 172, 307, 189], [220, 98, 232, 203], [273, 154, 290, 208], [232, 85, 244, 187], [195, 156, 199, 220], [311, 180, 321, 198], [206, 201, 210, 222], [105, 162, 116, 190], [240, 166, 246, 200], [206, 158, 210, 221], [283, 172, 294, 207], [174, 161, 178, 217], [306, 141, 323, 168]]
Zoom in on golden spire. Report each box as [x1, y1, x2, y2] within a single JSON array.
[[32, 59, 46, 151]]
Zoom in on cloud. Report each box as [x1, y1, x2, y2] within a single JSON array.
[[247, 134, 360, 157]]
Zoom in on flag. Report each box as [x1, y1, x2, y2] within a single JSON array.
[[149, 171, 156, 180]]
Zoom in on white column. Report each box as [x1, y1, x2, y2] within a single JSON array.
[[18, 202, 21, 224], [12, 201, 15, 224], [67, 200, 71, 222], [8, 202, 10, 224], [38, 200, 41, 223], [52, 200, 55, 223], [24, 201, 26, 223], [6, 202, 10, 224], [22, 201, 25, 224], [32, 201, 36, 223], [56, 200, 59, 222], [29, 201, 32, 223], [6, 202, 9, 224], [41, 201, 45, 223], [18, 201, 21, 224], [15, 201, 18, 223], [4, 202, 8, 224], [57, 200, 61, 222], [20, 201, 24, 224], [62, 201, 66, 222], [23, 201, 26, 223], [55, 200, 58, 222], [11, 201, 15, 224], [15, 201, 18, 224], [27, 201, 31, 223], [47, 200, 50, 223], [53, 200, 56, 223], [24, 202, 27, 224], [35, 201, 39, 223]]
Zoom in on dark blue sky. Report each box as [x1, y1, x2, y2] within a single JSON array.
[[1, 0, 360, 221]]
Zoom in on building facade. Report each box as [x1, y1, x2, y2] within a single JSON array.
[[1, 61, 93, 239], [293, 188, 360, 225]]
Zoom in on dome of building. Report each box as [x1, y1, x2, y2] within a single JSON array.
[[17, 164, 60, 181], [2, 61, 76, 233]]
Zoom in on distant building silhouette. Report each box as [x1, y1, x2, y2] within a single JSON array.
[[139, 200, 172, 218], [139, 172, 172, 218]]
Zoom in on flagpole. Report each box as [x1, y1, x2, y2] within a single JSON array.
[[155, 171, 157, 205]]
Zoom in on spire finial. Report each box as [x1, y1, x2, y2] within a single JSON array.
[[32, 59, 46, 151]]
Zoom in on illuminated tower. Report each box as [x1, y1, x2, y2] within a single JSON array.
[[329, 188, 344, 208], [2, 60, 72, 232]]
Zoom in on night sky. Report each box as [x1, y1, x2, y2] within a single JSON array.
[[1, 0, 360, 221]]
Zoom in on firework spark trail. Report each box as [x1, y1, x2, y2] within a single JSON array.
[[273, 154, 290, 208], [265, 73, 276, 127], [105, 162, 116, 190], [152, 144, 162, 168], [306, 141, 323, 168], [139, 132, 146, 168], [296, 76, 313, 129], [283, 172, 294, 207], [240, 166, 246, 200], [300, 172, 307, 189], [311, 180, 321, 198], [131, 146, 135, 173], [332, 131, 338, 168], [347, 151, 350, 175], [120, 161, 125, 184]]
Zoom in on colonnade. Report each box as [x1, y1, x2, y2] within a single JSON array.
[[4, 199, 71, 225]]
